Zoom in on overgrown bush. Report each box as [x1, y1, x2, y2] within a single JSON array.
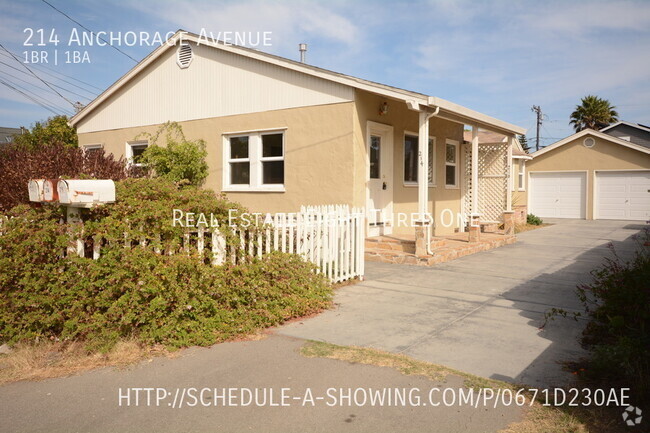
[[84, 177, 246, 252], [136, 122, 209, 186], [12, 115, 78, 150], [527, 213, 543, 225], [0, 180, 332, 351], [578, 228, 650, 402], [0, 143, 138, 211]]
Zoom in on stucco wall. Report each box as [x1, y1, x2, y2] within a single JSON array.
[[78, 101, 356, 213], [512, 158, 527, 206], [527, 135, 650, 219], [353, 90, 465, 236]]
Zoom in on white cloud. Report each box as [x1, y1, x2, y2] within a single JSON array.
[[522, 0, 650, 35], [126, 0, 361, 52]]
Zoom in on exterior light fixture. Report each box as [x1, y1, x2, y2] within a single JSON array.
[[379, 102, 389, 115]]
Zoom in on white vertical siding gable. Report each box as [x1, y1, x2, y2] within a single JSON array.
[[77, 43, 354, 133]]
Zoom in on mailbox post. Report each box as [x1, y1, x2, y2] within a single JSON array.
[[28, 179, 117, 257]]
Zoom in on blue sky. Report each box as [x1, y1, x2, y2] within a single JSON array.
[[1, 0, 649, 148]]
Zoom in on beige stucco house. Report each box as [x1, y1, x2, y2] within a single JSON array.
[[70, 30, 526, 241], [521, 128, 650, 221]]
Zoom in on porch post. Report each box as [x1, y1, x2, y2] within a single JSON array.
[[417, 111, 430, 222], [471, 126, 479, 214], [506, 136, 513, 212]]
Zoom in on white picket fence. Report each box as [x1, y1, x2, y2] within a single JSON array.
[[75, 205, 365, 283]]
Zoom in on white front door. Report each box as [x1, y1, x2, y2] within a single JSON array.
[[529, 172, 586, 218], [367, 122, 393, 237], [596, 171, 650, 220]]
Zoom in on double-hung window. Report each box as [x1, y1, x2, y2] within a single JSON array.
[[445, 140, 458, 188], [224, 129, 285, 191], [518, 160, 526, 191], [126, 141, 148, 167], [83, 143, 104, 155], [403, 134, 435, 186]]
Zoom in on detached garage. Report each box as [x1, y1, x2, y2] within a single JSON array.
[[526, 129, 650, 221], [595, 171, 650, 220], [529, 172, 586, 218]]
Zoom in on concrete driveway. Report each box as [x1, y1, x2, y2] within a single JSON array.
[[279, 219, 647, 388]]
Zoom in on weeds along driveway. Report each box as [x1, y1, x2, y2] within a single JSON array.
[[279, 220, 646, 389]]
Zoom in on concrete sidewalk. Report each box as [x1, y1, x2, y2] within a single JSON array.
[[279, 220, 646, 388], [0, 335, 521, 433]]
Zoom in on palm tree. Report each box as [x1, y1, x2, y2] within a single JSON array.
[[569, 95, 619, 132]]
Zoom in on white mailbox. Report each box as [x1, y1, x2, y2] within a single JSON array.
[[28, 179, 45, 202], [43, 179, 59, 202], [57, 179, 116, 207]]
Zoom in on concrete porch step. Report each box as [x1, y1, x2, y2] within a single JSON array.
[[365, 236, 447, 254], [364, 234, 517, 267], [480, 221, 502, 233]]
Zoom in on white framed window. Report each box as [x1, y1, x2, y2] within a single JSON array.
[[126, 141, 148, 167], [518, 160, 526, 191], [403, 133, 435, 186], [223, 129, 285, 192], [83, 143, 103, 154], [445, 139, 459, 188]]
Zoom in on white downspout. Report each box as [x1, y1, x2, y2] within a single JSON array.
[[417, 106, 440, 256]]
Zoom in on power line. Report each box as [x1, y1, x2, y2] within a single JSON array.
[[30, 61, 103, 92], [0, 60, 96, 103], [0, 78, 66, 116], [0, 49, 103, 93], [0, 42, 76, 107], [0, 74, 74, 115], [0, 59, 96, 99], [0, 68, 92, 102], [40, 0, 139, 63]]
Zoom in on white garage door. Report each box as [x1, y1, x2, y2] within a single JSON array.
[[529, 172, 586, 218], [596, 171, 650, 220]]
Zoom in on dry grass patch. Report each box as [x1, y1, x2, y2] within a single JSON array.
[[301, 340, 510, 390], [0, 340, 171, 385], [499, 403, 630, 433], [302, 341, 625, 433]]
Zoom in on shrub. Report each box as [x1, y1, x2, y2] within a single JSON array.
[[0, 180, 332, 351], [13, 115, 78, 150], [136, 122, 209, 186], [527, 213, 543, 225], [84, 178, 246, 252], [0, 143, 138, 212], [578, 229, 650, 402]]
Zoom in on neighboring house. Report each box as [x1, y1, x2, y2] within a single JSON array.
[[525, 128, 650, 221], [69, 30, 525, 239], [0, 127, 23, 148], [600, 121, 650, 148]]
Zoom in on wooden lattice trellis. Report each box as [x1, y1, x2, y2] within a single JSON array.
[[463, 143, 510, 222]]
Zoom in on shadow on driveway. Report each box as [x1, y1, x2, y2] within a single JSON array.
[[279, 220, 647, 389]]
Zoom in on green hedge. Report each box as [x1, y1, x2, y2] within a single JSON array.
[[0, 181, 332, 351]]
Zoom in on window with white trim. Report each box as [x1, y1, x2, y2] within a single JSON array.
[[445, 140, 458, 187], [403, 134, 435, 185], [126, 141, 148, 166], [518, 160, 526, 191], [83, 143, 103, 154], [223, 130, 285, 191]]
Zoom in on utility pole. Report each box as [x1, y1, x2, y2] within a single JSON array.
[[531, 105, 542, 151]]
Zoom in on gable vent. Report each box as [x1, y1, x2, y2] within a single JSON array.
[[176, 43, 193, 69]]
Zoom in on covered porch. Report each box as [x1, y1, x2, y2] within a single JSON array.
[[365, 95, 526, 261]]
